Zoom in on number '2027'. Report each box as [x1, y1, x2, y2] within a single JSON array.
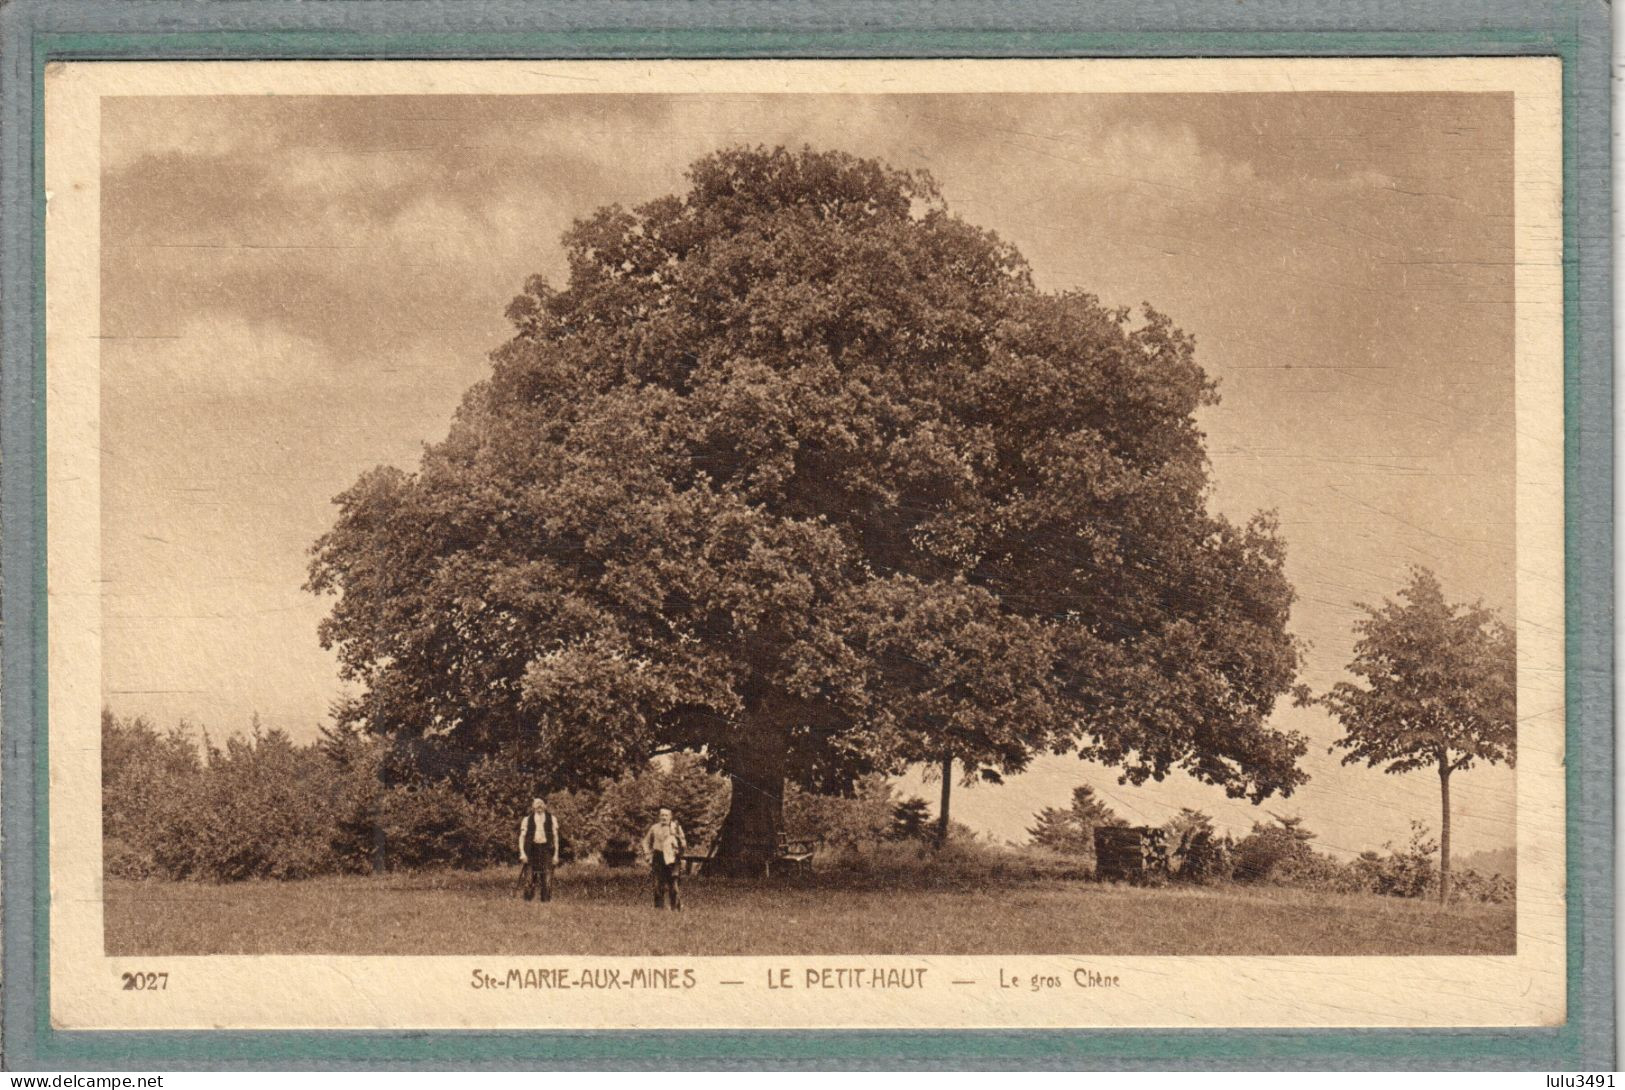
[[121, 971, 167, 990]]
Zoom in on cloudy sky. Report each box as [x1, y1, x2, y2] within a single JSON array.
[[101, 90, 1516, 856]]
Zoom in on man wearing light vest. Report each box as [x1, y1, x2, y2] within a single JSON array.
[[641, 807, 687, 911], [518, 796, 561, 903]]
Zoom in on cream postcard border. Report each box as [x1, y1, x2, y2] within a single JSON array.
[[44, 57, 1566, 1031]]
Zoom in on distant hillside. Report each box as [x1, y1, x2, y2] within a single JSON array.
[[1457, 847, 1516, 878]]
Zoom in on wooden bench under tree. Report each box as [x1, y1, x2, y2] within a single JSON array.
[[770, 835, 816, 876], [679, 844, 717, 875]]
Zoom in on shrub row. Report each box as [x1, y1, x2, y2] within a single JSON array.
[[102, 711, 900, 882], [1022, 797, 1512, 905], [1172, 815, 1513, 904]]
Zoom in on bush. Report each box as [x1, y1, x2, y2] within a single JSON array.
[[1221, 818, 1509, 903], [458, 753, 540, 861], [1341, 822, 1510, 904], [375, 782, 486, 870], [187, 723, 346, 880], [1157, 810, 1233, 884], [102, 711, 204, 879], [1273, 851, 1373, 895], [105, 712, 350, 881], [1449, 867, 1515, 905], [333, 744, 521, 873], [539, 788, 611, 863], [1232, 815, 1318, 883], [596, 753, 730, 851], [105, 711, 502, 881], [1353, 822, 1438, 899], [784, 774, 894, 850], [103, 837, 158, 881], [1177, 829, 1234, 885]]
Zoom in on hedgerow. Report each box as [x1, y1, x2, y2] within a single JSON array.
[[103, 710, 898, 881]]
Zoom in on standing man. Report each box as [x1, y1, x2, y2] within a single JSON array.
[[519, 797, 561, 903], [641, 807, 687, 911]]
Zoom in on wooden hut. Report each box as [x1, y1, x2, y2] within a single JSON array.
[[1093, 825, 1173, 882]]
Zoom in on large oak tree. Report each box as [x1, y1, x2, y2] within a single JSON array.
[[308, 147, 1309, 875]]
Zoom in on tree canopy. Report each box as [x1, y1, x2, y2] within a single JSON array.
[[307, 146, 1309, 871], [1321, 567, 1515, 776]]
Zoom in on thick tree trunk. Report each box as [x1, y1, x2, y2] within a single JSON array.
[[713, 719, 788, 878], [1438, 764, 1452, 905], [935, 754, 953, 849]]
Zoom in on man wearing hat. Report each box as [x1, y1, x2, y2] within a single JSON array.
[[518, 796, 561, 902]]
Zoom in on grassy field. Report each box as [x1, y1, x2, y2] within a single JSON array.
[[105, 863, 1515, 957]]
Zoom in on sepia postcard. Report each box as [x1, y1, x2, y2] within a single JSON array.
[[42, 56, 1565, 1033]]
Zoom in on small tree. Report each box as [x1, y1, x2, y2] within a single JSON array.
[[1314, 568, 1516, 902], [888, 797, 933, 841], [1027, 784, 1125, 859], [1026, 807, 1090, 856]]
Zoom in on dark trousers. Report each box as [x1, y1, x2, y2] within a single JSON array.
[[523, 856, 555, 902], [652, 857, 682, 910]]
